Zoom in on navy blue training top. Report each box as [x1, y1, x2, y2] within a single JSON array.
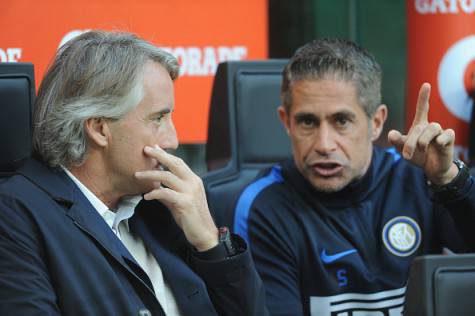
[[233, 146, 475, 316]]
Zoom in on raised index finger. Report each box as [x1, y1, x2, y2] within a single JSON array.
[[412, 82, 431, 127]]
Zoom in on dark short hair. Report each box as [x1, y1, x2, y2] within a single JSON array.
[[281, 38, 382, 117]]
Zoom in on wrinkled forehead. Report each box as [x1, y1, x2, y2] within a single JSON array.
[[288, 78, 367, 116]]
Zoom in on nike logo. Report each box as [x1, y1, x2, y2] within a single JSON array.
[[320, 248, 357, 264]]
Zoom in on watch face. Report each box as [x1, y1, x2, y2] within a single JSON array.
[[218, 226, 230, 242], [454, 159, 467, 171]]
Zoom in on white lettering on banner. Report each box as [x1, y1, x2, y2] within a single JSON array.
[[162, 46, 248, 76], [58, 30, 90, 48], [415, 0, 475, 14], [57, 31, 248, 77], [310, 287, 406, 316], [0, 48, 22, 62]]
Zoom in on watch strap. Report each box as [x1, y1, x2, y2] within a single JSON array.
[[429, 159, 470, 198], [193, 227, 238, 260]]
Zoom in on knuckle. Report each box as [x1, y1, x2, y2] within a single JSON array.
[[429, 122, 441, 132], [417, 139, 428, 149], [169, 156, 183, 169], [435, 137, 446, 146], [165, 170, 174, 178], [404, 143, 415, 153], [446, 128, 455, 137], [411, 125, 424, 135]]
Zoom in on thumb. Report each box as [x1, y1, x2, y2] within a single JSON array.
[[388, 130, 406, 153]]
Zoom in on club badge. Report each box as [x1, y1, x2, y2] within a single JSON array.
[[382, 216, 421, 257]]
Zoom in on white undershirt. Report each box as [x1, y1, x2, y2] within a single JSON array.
[[62, 167, 182, 316]]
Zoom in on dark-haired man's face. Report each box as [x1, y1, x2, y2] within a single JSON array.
[[278, 79, 386, 192]]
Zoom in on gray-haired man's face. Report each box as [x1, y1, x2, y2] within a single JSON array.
[[105, 61, 178, 196]]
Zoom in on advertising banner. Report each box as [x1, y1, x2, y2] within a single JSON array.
[[0, 0, 268, 143], [407, 0, 475, 160]]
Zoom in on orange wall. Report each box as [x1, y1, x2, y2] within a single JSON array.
[[0, 0, 268, 143], [407, 0, 475, 160]]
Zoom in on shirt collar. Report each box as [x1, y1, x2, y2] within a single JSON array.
[[61, 166, 141, 234]]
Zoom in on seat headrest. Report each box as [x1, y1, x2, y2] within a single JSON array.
[[0, 62, 35, 173], [206, 60, 291, 171]]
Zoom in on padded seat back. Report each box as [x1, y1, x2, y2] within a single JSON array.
[[0, 63, 35, 175], [203, 60, 291, 226]]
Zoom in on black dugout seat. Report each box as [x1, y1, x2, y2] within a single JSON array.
[[404, 254, 475, 316], [203, 60, 291, 227], [0, 63, 35, 176]]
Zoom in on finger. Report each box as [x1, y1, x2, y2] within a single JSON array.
[[387, 130, 405, 146], [144, 145, 191, 179], [135, 169, 182, 191], [143, 186, 180, 205], [416, 122, 442, 152], [412, 82, 431, 127], [434, 128, 455, 148], [402, 124, 426, 159], [387, 130, 406, 153]]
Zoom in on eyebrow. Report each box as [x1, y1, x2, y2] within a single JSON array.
[[294, 112, 317, 121], [294, 110, 357, 120], [149, 107, 173, 118], [332, 110, 357, 120]]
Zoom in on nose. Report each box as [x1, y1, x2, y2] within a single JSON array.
[[159, 119, 179, 150], [313, 123, 337, 154]]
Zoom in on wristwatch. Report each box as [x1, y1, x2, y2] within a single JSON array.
[[429, 159, 470, 195], [218, 226, 238, 257], [193, 226, 238, 260]]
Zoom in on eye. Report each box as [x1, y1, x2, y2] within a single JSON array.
[[296, 114, 317, 128], [334, 113, 353, 128], [335, 116, 349, 126], [154, 113, 166, 124], [302, 117, 315, 126]]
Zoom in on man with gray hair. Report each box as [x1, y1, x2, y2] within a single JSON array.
[[233, 38, 475, 315], [0, 30, 266, 315]]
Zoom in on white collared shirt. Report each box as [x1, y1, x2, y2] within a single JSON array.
[[62, 167, 182, 316]]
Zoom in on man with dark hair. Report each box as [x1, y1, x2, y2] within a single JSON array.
[[0, 30, 266, 316], [233, 38, 475, 315]]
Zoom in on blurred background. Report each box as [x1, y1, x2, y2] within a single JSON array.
[[2, 0, 474, 174], [182, 0, 407, 175]]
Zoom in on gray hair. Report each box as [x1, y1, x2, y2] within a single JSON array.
[[281, 38, 382, 117], [33, 30, 179, 167]]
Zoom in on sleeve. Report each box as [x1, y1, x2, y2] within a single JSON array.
[[189, 234, 269, 316], [0, 195, 61, 315], [434, 175, 475, 252], [247, 203, 305, 316]]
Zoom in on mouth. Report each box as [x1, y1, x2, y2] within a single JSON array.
[[311, 162, 344, 177]]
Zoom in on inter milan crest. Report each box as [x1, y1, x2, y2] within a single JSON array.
[[382, 216, 421, 257]]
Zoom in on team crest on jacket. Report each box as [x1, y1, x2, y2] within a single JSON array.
[[382, 216, 421, 257]]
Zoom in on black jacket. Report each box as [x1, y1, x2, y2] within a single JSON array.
[[0, 158, 267, 315]]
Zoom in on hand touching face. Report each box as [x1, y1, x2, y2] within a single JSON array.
[[135, 146, 218, 252]]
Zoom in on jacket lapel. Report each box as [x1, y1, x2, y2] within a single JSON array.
[[131, 201, 217, 316], [16, 158, 157, 295]]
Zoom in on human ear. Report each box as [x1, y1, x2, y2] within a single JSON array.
[[371, 104, 388, 141], [84, 118, 110, 147], [278, 105, 291, 135]]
